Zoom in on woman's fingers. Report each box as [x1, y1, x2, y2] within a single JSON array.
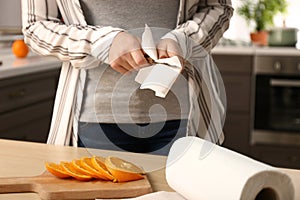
[[109, 33, 185, 74], [156, 38, 185, 67], [157, 38, 183, 59], [110, 51, 148, 74], [131, 50, 148, 68], [108, 32, 149, 74], [157, 49, 168, 59], [110, 62, 129, 74]]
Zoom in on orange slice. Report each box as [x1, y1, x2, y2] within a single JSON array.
[[60, 161, 93, 181], [71, 159, 99, 178], [80, 157, 110, 180], [45, 162, 70, 179], [91, 156, 115, 181], [104, 156, 144, 182]]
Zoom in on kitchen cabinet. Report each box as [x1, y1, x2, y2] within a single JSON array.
[[212, 48, 300, 169], [212, 54, 253, 156], [0, 68, 60, 143], [252, 145, 300, 169]]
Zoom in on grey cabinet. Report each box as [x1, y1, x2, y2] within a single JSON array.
[[0, 69, 60, 143], [252, 145, 300, 169], [212, 54, 253, 156]]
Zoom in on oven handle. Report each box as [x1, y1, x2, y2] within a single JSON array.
[[270, 79, 300, 87]]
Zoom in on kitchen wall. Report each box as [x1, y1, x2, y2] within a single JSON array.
[[0, 0, 22, 32]]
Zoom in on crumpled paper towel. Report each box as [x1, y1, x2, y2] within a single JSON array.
[[135, 24, 182, 98]]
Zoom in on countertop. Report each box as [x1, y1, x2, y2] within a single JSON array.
[[0, 139, 299, 200], [0, 139, 172, 200], [1, 45, 300, 80], [0, 49, 61, 80], [212, 45, 300, 56]]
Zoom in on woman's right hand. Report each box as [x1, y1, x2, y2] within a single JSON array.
[[108, 32, 149, 74]]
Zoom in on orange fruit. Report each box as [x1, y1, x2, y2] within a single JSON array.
[[80, 157, 110, 180], [45, 162, 70, 178], [60, 161, 93, 181], [104, 156, 144, 182], [12, 40, 29, 58], [71, 159, 99, 178], [91, 156, 115, 181], [45, 156, 146, 182]]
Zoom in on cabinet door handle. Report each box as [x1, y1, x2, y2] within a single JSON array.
[[8, 89, 26, 99], [270, 79, 300, 87], [273, 61, 281, 72]]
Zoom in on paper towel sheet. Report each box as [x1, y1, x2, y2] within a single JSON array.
[[166, 136, 295, 200], [135, 25, 182, 98]]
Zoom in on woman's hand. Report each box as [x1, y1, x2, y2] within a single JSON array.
[[156, 38, 183, 59], [156, 38, 184, 67], [108, 32, 148, 74]]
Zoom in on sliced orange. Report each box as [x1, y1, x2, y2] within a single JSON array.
[[91, 156, 115, 181], [104, 156, 145, 182], [71, 159, 99, 178], [60, 161, 93, 181], [45, 162, 70, 178], [80, 157, 110, 180]]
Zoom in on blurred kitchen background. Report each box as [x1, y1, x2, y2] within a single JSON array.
[[0, 0, 299, 169]]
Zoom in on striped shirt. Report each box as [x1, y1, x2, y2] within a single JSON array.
[[21, 0, 233, 146]]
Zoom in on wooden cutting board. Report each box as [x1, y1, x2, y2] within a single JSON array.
[[0, 171, 152, 200]]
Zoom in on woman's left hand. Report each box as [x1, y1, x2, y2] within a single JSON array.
[[156, 38, 184, 66]]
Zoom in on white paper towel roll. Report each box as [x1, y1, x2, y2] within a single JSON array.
[[166, 136, 295, 200]]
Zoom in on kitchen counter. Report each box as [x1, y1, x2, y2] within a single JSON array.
[[212, 46, 300, 56], [0, 49, 61, 79], [0, 139, 299, 200], [0, 139, 172, 200], [1, 45, 299, 80]]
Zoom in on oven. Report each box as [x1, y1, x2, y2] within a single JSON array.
[[252, 55, 300, 146]]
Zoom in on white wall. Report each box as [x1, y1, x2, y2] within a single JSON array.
[[0, 0, 22, 30]]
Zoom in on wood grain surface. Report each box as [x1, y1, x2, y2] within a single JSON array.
[[0, 171, 152, 200]]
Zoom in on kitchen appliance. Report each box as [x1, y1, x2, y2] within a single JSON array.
[[252, 55, 300, 146], [268, 28, 298, 47]]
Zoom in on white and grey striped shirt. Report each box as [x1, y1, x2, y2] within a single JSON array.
[[21, 0, 233, 146]]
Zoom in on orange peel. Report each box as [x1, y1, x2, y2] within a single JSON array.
[[104, 156, 144, 182], [60, 161, 93, 181], [45, 162, 70, 179]]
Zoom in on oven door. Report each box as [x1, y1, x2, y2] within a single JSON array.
[[252, 74, 300, 146]]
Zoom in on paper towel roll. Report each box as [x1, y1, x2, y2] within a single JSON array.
[[166, 137, 295, 200]]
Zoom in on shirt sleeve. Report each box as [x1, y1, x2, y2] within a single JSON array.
[[176, 0, 233, 52], [21, 0, 123, 67]]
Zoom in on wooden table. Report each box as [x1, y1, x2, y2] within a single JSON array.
[[0, 139, 299, 200]]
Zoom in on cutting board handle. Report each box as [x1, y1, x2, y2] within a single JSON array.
[[0, 176, 35, 194]]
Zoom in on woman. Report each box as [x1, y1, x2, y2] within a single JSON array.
[[21, 0, 233, 155]]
